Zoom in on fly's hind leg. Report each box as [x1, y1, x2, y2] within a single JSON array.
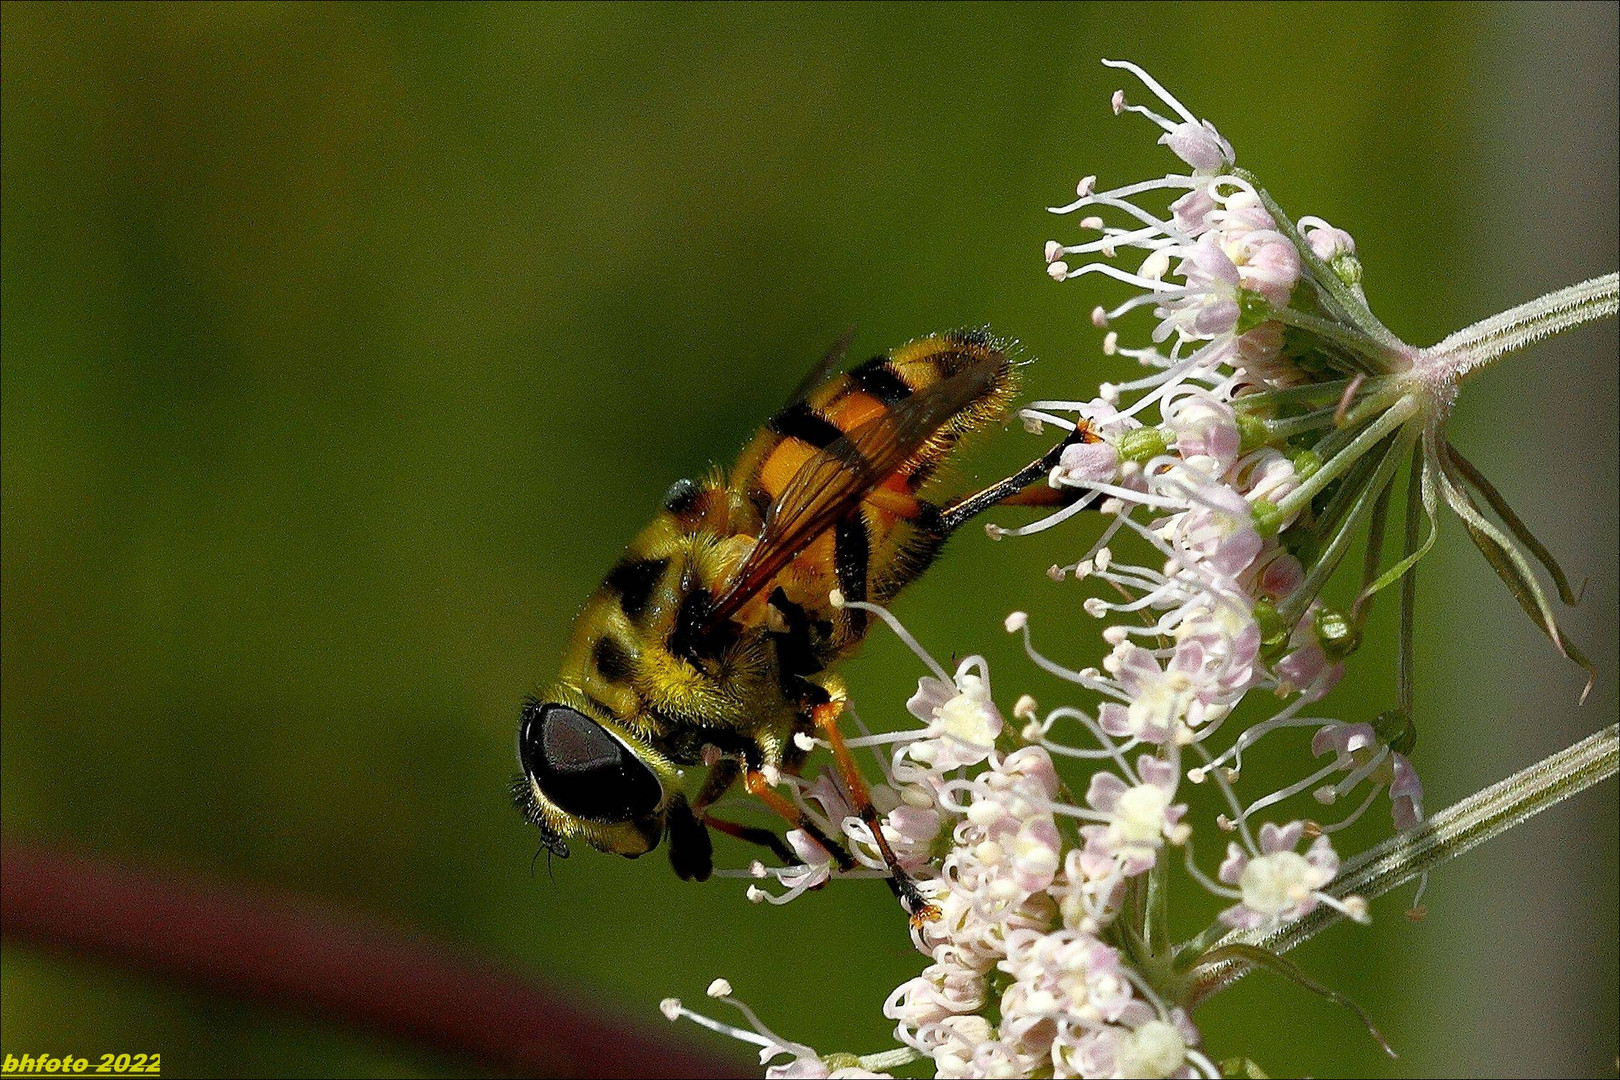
[[938, 420, 1100, 533], [802, 679, 940, 928]]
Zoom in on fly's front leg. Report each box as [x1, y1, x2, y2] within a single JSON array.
[[692, 756, 798, 868], [741, 768, 857, 872]]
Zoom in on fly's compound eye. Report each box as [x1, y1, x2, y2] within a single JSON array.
[[519, 702, 663, 823]]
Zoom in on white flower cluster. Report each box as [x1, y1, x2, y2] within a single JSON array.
[[666, 61, 1437, 1080]]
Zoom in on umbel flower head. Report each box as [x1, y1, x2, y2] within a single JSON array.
[[1040, 59, 1602, 720], [663, 59, 1616, 1080]]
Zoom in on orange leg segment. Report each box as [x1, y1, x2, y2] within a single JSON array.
[[743, 769, 857, 873], [811, 701, 941, 928]]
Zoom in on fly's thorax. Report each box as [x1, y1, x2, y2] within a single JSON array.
[[522, 508, 802, 860], [556, 514, 791, 746]]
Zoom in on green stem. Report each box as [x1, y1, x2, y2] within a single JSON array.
[[1271, 306, 1399, 371], [1232, 377, 1359, 410], [1269, 394, 1420, 524], [1421, 272, 1618, 380], [1265, 404, 1340, 439], [1280, 428, 1413, 626], [856, 1047, 922, 1071]]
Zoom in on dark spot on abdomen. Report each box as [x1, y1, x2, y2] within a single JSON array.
[[769, 401, 844, 448]]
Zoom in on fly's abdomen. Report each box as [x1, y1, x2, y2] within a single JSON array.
[[734, 330, 1017, 633]]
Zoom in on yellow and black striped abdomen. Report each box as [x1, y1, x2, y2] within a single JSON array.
[[730, 329, 1017, 634]]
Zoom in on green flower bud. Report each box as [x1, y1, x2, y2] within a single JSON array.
[[1251, 497, 1284, 537], [1373, 707, 1417, 755], [1118, 426, 1169, 463], [1237, 411, 1271, 453], [1254, 599, 1291, 658], [1314, 605, 1360, 661], [1234, 288, 1275, 334], [1331, 253, 1363, 287], [1291, 448, 1322, 481]]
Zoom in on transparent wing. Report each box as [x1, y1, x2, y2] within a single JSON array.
[[782, 327, 856, 409]]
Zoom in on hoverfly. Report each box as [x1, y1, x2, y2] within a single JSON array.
[[513, 330, 1085, 920]]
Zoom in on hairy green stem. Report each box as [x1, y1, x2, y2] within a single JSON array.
[[1184, 723, 1619, 1005], [1421, 272, 1619, 380]]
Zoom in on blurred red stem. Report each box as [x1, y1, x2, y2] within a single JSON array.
[[0, 840, 747, 1078]]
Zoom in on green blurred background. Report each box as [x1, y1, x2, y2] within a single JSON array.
[[3, 2, 1615, 1076]]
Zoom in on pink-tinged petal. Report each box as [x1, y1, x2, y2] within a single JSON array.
[[885, 806, 940, 844], [1170, 639, 1207, 676], [1304, 834, 1340, 878], [1389, 752, 1423, 801], [1392, 796, 1422, 832], [1342, 726, 1375, 754], [1079, 832, 1116, 880], [1310, 723, 1339, 758], [1259, 820, 1304, 854], [1136, 755, 1179, 792], [1219, 902, 1266, 930], [905, 677, 953, 723], [1304, 661, 1345, 701], [1389, 753, 1425, 830], [1280, 899, 1315, 924], [1080, 936, 1123, 974], [802, 773, 854, 821], [1117, 848, 1159, 877], [1217, 842, 1248, 885], [1070, 1028, 1124, 1078], [778, 833, 833, 893], [1170, 187, 1217, 235], [1086, 770, 1130, 812], [1305, 222, 1356, 260], [1187, 234, 1242, 286], [1002, 745, 1060, 798], [1276, 643, 1327, 690], [1054, 440, 1122, 486], [1189, 298, 1241, 337], [1010, 818, 1062, 893], [1239, 237, 1301, 307], [1116, 644, 1164, 691], [1229, 617, 1263, 658], [1312, 721, 1376, 760], [1098, 702, 1133, 737], [1079, 397, 1127, 427], [1215, 528, 1264, 576], [1161, 120, 1231, 173]]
